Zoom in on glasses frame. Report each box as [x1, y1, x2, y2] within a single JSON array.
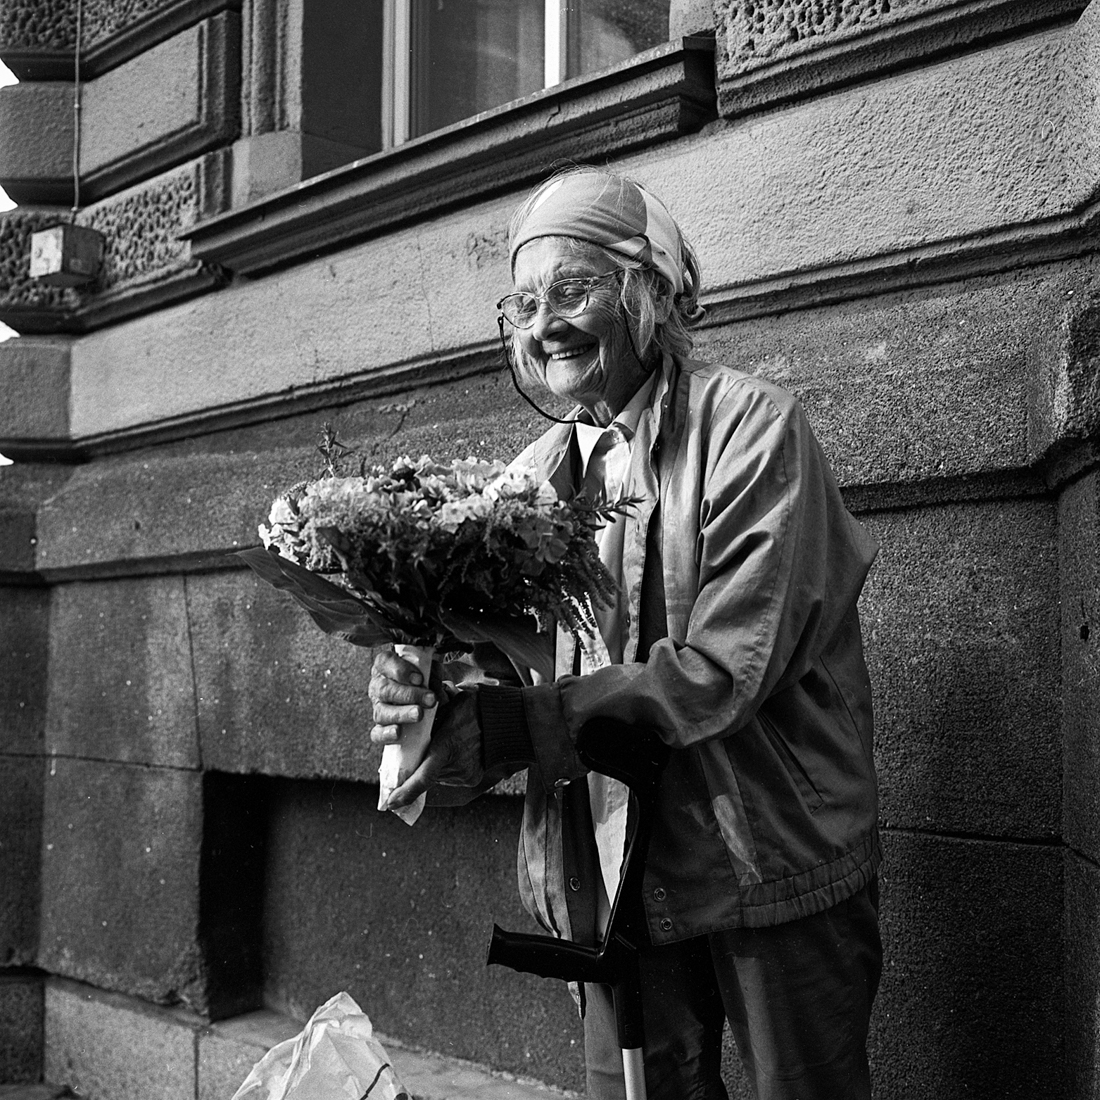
[[497, 270, 621, 329]]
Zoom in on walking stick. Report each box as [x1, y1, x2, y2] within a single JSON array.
[[487, 718, 668, 1100]]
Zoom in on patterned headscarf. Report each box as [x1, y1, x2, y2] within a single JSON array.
[[509, 171, 686, 296]]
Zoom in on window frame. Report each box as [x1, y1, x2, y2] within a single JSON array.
[[183, 34, 717, 276]]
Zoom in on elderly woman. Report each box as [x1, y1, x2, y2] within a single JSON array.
[[369, 168, 882, 1100]]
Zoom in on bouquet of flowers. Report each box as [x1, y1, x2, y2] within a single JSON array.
[[239, 440, 633, 823]]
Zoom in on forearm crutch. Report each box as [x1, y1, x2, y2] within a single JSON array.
[[487, 718, 668, 1100]]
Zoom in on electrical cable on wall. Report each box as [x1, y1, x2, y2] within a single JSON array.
[[28, 0, 105, 287]]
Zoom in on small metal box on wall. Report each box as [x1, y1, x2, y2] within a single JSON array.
[[29, 223, 105, 287]]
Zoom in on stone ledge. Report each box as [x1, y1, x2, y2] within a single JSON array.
[[183, 37, 717, 276], [202, 1008, 578, 1100], [715, 0, 1086, 118]]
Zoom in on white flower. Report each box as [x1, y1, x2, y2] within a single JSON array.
[[268, 497, 297, 525]]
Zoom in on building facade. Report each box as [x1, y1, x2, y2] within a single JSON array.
[[0, 0, 1097, 1096]]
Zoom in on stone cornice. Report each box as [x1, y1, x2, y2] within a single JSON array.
[[5, 193, 1096, 461], [716, 0, 1087, 119], [182, 37, 719, 276]]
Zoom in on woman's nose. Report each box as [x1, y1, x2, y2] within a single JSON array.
[[531, 300, 566, 341]]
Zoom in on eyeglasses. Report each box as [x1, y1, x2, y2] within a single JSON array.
[[497, 271, 620, 329]]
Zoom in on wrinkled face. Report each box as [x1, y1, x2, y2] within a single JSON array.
[[510, 237, 648, 424]]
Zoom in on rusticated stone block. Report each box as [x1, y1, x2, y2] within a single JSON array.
[[858, 497, 1060, 839], [697, 262, 1098, 494], [1030, 292, 1100, 466], [0, 756, 44, 966], [714, 0, 1086, 116], [0, 13, 239, 206], [0, 336, 72, 443], [0, 970, 44, 1082], [37, 758, 205, 1008], [1060, 471, 1100, 863], [46, 576, 200, 768], [1066, 852, 1100, 1100], [189, 569, 380, 781], [44, 979, 199, 1100], [0, 83, 72, 203], [0, 585, 49, 755], [260, 778, 587, 1092], [0, 0, 73, 54], [0, 154, 229, 337], [871, 831, 1063, 1099]]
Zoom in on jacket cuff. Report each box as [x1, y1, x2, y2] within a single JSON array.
[[477, 685, 536, 770]]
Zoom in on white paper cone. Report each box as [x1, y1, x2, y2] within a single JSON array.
[[378, 643, 436, 826]]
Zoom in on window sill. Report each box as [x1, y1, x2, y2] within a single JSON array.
[[182, 36, 716, 277]]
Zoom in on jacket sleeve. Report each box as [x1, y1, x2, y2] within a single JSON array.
[[511, 377, 877, 787]]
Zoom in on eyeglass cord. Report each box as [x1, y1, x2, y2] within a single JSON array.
[[496, 313, 654, 427]]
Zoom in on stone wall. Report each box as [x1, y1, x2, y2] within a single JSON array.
[[1, 1, 1097, 1097]]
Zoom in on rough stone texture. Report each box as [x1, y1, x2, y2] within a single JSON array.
[[696, 262, 1098, 491], [0, 155, 230, 338], [1031, 292, 1100, 466], [1066, 851, 1100, 1100], [189, 570, 381, 781], [0, 586, 49, 756], [0, 337, 71, 443], [34, 374, 544, 575], [260, 780, 587, 1092], [1061, 471, 1100, 863], [0, 0, 74, 52], [0, 758, 43, 967], [859, 498, 1061, 839], [37, 758, 205, 1009], [0, 463, 73, 578], [44, 979, 199, 1100], [871, 831, 1063, 1099], [0, 0, 189, 56], [0, 972, 43, 1083], [45, 577, 200, 769], [0, 210, 79, 319], [0, 15, 239, 206], [0, 84, 72, 202], [670, 0, 715, 36], [720, 0, 920, 71]]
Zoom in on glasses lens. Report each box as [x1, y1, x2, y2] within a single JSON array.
[[501, 294, 538, 327], [546, 279, 591, 317]]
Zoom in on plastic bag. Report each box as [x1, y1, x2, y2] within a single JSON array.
[[231, 992, 411, 1100]]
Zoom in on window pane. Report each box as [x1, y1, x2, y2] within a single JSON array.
[[565, 0, 670, 80], [411, 0, 545, 138]]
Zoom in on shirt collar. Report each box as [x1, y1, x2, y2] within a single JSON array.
[[574, 372, 656, 469]]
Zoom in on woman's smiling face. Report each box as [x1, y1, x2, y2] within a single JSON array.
[[511, 237, 649, 425]]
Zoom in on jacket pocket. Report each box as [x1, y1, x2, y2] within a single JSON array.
[[757, 712, 824, 814]]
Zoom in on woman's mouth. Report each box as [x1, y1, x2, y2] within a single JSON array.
[[549, 344, 596, 362]]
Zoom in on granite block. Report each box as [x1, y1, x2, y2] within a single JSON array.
[[1066, 851, 1100, 1100], [1060, 471, 1100, 863], [0, 971, 43, 1083], [859, 498, 1061, 838], [0, 757, 43, 966], [259, 779, 587, 1093], [870, 831, 1063, 1099], [46, 576, 200, 768], [0, 586, 48, 755], [189, 569, 378, 781], [37, 758, 204, 1009], [44, 979, 199, 1100]]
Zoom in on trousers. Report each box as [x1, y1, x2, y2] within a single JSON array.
[[581, 880, 881, 1100]]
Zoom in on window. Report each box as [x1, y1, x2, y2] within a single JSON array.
[[383, 0, 671, 145]]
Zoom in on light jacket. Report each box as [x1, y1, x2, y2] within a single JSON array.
[[506, 354, 882, 946]]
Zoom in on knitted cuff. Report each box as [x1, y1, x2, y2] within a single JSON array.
[[477, 684, 536, 770]]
